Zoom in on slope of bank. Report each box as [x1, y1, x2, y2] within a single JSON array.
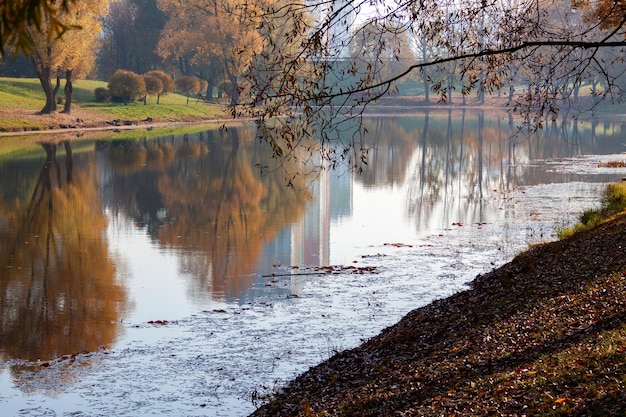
[[251, 212, 626, 416]]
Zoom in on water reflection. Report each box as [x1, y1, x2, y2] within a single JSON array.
[[0, 111, 624, 401], [100, 125, 313, 299], [0, 142, 126, 366], [358, 110, 624, 230]]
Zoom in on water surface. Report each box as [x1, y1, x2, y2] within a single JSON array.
[[0, 110, 624, 415]]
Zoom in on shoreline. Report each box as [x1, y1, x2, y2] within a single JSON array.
[[250, 211, 626, 416]]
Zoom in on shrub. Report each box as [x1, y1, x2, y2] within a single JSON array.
[[144, 70, 174, 103], [199, 79, 208, 97], [175, 75, 201, 104], [94, 87, 110, 102], [143, 74, 163, 104], [108, 69, 147, 104]]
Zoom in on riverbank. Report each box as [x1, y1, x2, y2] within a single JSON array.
[[0, 77, 231, 134], [250, 209, 626, 415]]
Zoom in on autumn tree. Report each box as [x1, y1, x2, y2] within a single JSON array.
[[145, 69, 174, 103], [175, 75, 201, 103], [143, 73, 163, 104], [57, 1, 106, 113], [108, 69, 147, 103], [21, 0, 107, 114], [243, 0, 626, 172], [157, 0, 264, 107]]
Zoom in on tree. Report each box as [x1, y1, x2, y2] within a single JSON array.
[[145, 69, 174, 103], [157, 0, 264, 107], [57, 1, 106, 113], [108, 69, 147, 103], [97, 0, 166, 80], [244, 0, 626, 172], [175, 75, 201, 104], [143, 73, 163, 104], [22, 0, 107, 114], [349, 20, 415, 96]]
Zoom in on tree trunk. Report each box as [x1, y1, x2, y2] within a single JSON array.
[[422, 69, 430, 103], [227, 72, 239, 108], [52, 71, 60, 112], [62, 69, 73, 113], [207, 81, 214, 100], [32, 58, 55, 114], [573, 84, 580, 104]]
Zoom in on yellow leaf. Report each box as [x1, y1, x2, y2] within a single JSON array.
[[555, 397, 566, 403]]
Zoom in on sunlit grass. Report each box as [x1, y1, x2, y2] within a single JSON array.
[[89, 101, 227, 121], [0, 77, 229, 131], [0, 78, 44, 110]]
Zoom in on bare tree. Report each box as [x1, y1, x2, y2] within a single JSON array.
[[243, 0, 626, 172]]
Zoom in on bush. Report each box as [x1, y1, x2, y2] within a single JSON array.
[[94, 87, 110, 102], [144, 70, 174, 103], [199, 79, 208, 97], [144, 75, 163, 95], [143, 74, 163, 104], [108, 69, 147, 104], [175, 75, 201, 104]]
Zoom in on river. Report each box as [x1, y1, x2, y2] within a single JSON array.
[[0, 110, 625, 416]]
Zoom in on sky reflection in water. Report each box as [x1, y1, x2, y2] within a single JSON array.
[[0, 110, 625, 415]]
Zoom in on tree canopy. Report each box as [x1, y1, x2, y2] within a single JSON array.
[[157, 0, 264, 107]]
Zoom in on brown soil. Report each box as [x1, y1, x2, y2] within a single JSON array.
[[0, 106, 235, 142], [250, 213, 626, 416], [0, 107, 111, 131]]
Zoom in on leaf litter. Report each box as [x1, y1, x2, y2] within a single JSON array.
[[251, 212, 626, 416]]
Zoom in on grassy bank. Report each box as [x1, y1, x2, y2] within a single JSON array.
[[251, 184, 626, 416], [558, 181, 626, 239], [0, 77, 228, 132]]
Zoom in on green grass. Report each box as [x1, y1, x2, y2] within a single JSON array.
[[89, 101, 226, 121], [0, 77, 228, 131], [557, 181, 626, 239], [0, 78, 45, 110]]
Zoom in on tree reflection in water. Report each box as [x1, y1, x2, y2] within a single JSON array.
[[0, 141, 126, 371], [103, 126, 312, 298]]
